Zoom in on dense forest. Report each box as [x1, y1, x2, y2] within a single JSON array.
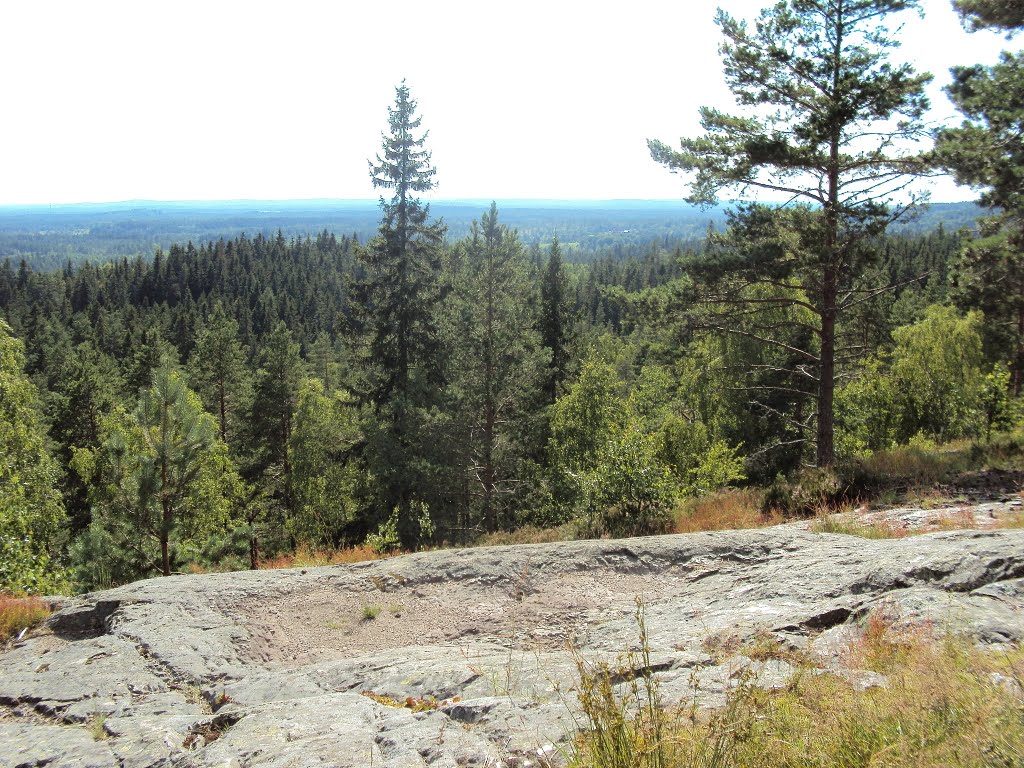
[[1, 0, 1022, 594]]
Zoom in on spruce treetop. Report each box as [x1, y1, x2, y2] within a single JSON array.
[[369, 80, 437, 203]]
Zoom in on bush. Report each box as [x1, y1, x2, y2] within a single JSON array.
[[583, 425, 677, 537], [760, 467, 850, 516]]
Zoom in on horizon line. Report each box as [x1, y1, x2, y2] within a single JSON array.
[[0, 196, 981, 209]]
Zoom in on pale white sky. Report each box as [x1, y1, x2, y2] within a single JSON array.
[[0, 0, 1009, 205]]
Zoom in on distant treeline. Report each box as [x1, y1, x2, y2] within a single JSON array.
[[0, 199, 984, 270]]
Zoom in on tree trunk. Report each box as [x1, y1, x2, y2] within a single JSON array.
[[1015, 305, 1024, 397], [817, 292, 836, 468], [218, 379, 228, 442], [161, 498, 172, 576], [160, 419, 172, 576]]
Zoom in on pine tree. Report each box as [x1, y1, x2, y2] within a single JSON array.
[[80, 359, 240, 581], [357, 81, 447, 546], [648, 0, 932, 467], [954, 0, 1024, 31], [934, 16, 1024, 391]]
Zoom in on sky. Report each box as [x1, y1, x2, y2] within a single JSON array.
[[0, 0, 1011, 205]]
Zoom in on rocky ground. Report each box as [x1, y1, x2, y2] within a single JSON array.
[[4, 506, 1024, 767]]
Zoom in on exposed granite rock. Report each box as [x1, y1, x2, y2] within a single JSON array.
[[3, 526, 1024, 767]]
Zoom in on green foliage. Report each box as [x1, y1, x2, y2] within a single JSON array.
[[540, 236, 573, 403], [549, 344, 750, 536], [444, 204, 549, 534], [0, 321, 68, 594], [76, 360, 244, 587], [981, 362, 1016, 441], [935, 43, 1024, 391], [549, 353, 625, 482], [954, 0, 1024, 34], [838, 305, 987, 450], [582, 423, 677, 538], [363, 501, 433, 555], [365, 508, 400, 555], [684, 440, 746, 499], [761, 467, 848, 517], [188, 303, 251, 446], [937, 50, 1024, 214], [627, 362, 744, 496], [287, 378, 363, 548], [834, 358, 902, 456]]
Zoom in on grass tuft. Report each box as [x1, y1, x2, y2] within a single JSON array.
[[259, 544, 386, 570], [473, 523, 579, 547], [88, 712, 109, 741], [673, 489, 779, 534], [0, 595, 51, 643], [570, 598, 669, 768], [571, 604, 1024, 768], [809, 506, 907, 539]]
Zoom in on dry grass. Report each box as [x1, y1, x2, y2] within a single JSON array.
[[473, 523, 578, 547], [1001, 511, 1024, 529], [360, 690, 461, 712], [860, 440, 974, 488], [572, 606, 1024, 768], [0, 595, 52, 642], [810, 506, 908, 539], [258, 544, 387, 570], [934, 507, 981, 531], [673, 489, 780, 534]]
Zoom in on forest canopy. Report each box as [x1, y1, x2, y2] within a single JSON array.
[[0, 0, 1020, 593]]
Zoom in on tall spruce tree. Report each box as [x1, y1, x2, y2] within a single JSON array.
[[358, 81, 447, 546], [249, 323, 304, 522], [540, 237, 571, 404], [649, 0, 932, 467]]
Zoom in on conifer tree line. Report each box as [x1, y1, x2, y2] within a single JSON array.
[[1, 1, 1022, 592]]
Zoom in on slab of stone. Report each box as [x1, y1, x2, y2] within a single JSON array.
[[4, 525, 1024, 766]]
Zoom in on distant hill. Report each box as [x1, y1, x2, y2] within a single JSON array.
[[0, 198, 985, 269]]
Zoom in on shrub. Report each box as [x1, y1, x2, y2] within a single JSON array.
[[761, 467, 850, 517], [365, 508, 401, 555]]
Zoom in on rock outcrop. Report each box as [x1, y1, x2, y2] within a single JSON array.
[[3, 525, 1024, 767]]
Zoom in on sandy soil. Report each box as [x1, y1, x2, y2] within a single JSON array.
[[232, 570, 681, 667]]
